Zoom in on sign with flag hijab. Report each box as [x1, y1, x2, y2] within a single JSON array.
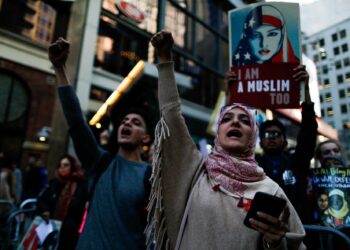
[[228, 2, 301, 109]]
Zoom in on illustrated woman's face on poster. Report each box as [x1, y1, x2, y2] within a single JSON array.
[[317, 193, 329, 211], [329, 194, 344, 211], [248, 25, 283, 63]]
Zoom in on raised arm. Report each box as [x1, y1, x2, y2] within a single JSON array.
[[292, 65, 318, 173], [224, 71, 238, 105], [292, 65, 312, 104], [150, 31, 204, 247], [48, 38, 104, 170]]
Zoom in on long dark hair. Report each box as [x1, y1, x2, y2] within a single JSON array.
[[57, 154, 79, 173]]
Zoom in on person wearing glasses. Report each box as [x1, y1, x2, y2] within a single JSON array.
[[255, 75, 318, 223], [147, 30, 306, 250]]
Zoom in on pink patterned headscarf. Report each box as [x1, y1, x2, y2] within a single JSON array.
[[205, 104, 265, 196]]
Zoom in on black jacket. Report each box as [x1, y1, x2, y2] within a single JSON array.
[[256, 102, 318, 223]]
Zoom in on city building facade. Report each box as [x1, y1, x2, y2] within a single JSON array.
[[302, 18, 350, 160], [0, 0, 340, 174]]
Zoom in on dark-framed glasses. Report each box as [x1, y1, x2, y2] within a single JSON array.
[[263, 130, 282, 139]]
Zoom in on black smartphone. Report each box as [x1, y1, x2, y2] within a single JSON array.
[[243, 192, 286, 229]]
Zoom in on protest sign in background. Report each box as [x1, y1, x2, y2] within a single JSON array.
[[228, 2, 301, 109], [311, 168, 350, 227]]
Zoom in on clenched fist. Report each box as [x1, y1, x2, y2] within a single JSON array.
[[150, 30, 174, 62], [48, 37, 70, 68]]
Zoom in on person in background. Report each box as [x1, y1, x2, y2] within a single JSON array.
[[255, 73, 318, 223], [99, 129, 110, 151], [315, 140, 348, 167], [0, 155, 17, 227], [37, 154, 88, 250], [22, 155, 48, 200], [146, 30, 305, 250], [48, 38, 152, 250], [11, 159, 22, 204], [320, 156, 347, 169]]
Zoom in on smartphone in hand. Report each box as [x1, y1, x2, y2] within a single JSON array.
[[244, 192, 286, 229]]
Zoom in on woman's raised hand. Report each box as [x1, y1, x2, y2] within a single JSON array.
[[293, 64, 312, 103], [224, 71, 237, 104], [48, 37, 70, 68], [250, 205, 290, 248], [293, 64, 309, 85], [150, 30, 174, 63]]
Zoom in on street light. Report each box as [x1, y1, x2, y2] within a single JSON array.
[[37, 126, 51, 143]]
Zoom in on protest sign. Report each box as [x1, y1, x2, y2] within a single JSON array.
[[228, 2, 301, 109], [311, 168, 350, 227], [18, 216, 61, 250]]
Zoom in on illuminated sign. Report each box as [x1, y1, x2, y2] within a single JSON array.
[[116, 1, 145, 23]]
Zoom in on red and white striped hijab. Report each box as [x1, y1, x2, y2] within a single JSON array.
[[205, 104, 266, 196]]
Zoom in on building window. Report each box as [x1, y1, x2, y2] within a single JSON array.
[[320, 94, 323, 102], [312, 42, 318, 50], [348, 88, 350, 97], [332, 33, 338, 41], [321, 109, 325, 117], [333, 47, 340, 55], [342, 44, 349, 52], [313, 54, 319, 63], [346, 72, 350, 81], [337, 75, 344, 83], [327, 107, 334, 116], [340, 29, 347, 38], [341, 104, 348, 114], [339, 89, 346, 98], [99, 0, 227, 108], [0, 71, 29, 123], [89, 85, 112, 102], [325, 92, 332, 102], [335, 60, 342, 69], [322, 65, 328, 74], [324, 78, 331, 88], [344, 58, 350, 67], [0, 1, 59, 46], [319, 38, 325, 46], [320, 48, 327, 60]]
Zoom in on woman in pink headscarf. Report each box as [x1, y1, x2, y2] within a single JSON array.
[[146, 31, 306, 250]]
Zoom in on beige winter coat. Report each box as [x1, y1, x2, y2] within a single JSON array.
[[146, 62, 306, 250]]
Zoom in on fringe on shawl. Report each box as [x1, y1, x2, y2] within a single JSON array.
[[145, 117, 170, 250]]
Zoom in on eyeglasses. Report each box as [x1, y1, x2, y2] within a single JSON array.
[[262, 130, 282, 139]]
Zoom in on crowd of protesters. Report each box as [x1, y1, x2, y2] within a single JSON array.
[[0, 29, 349, 250]]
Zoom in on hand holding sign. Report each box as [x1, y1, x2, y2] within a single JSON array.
[[228, 2, 301, 109], [224, 71, 237, 105], [293, 65, 312, 104]]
